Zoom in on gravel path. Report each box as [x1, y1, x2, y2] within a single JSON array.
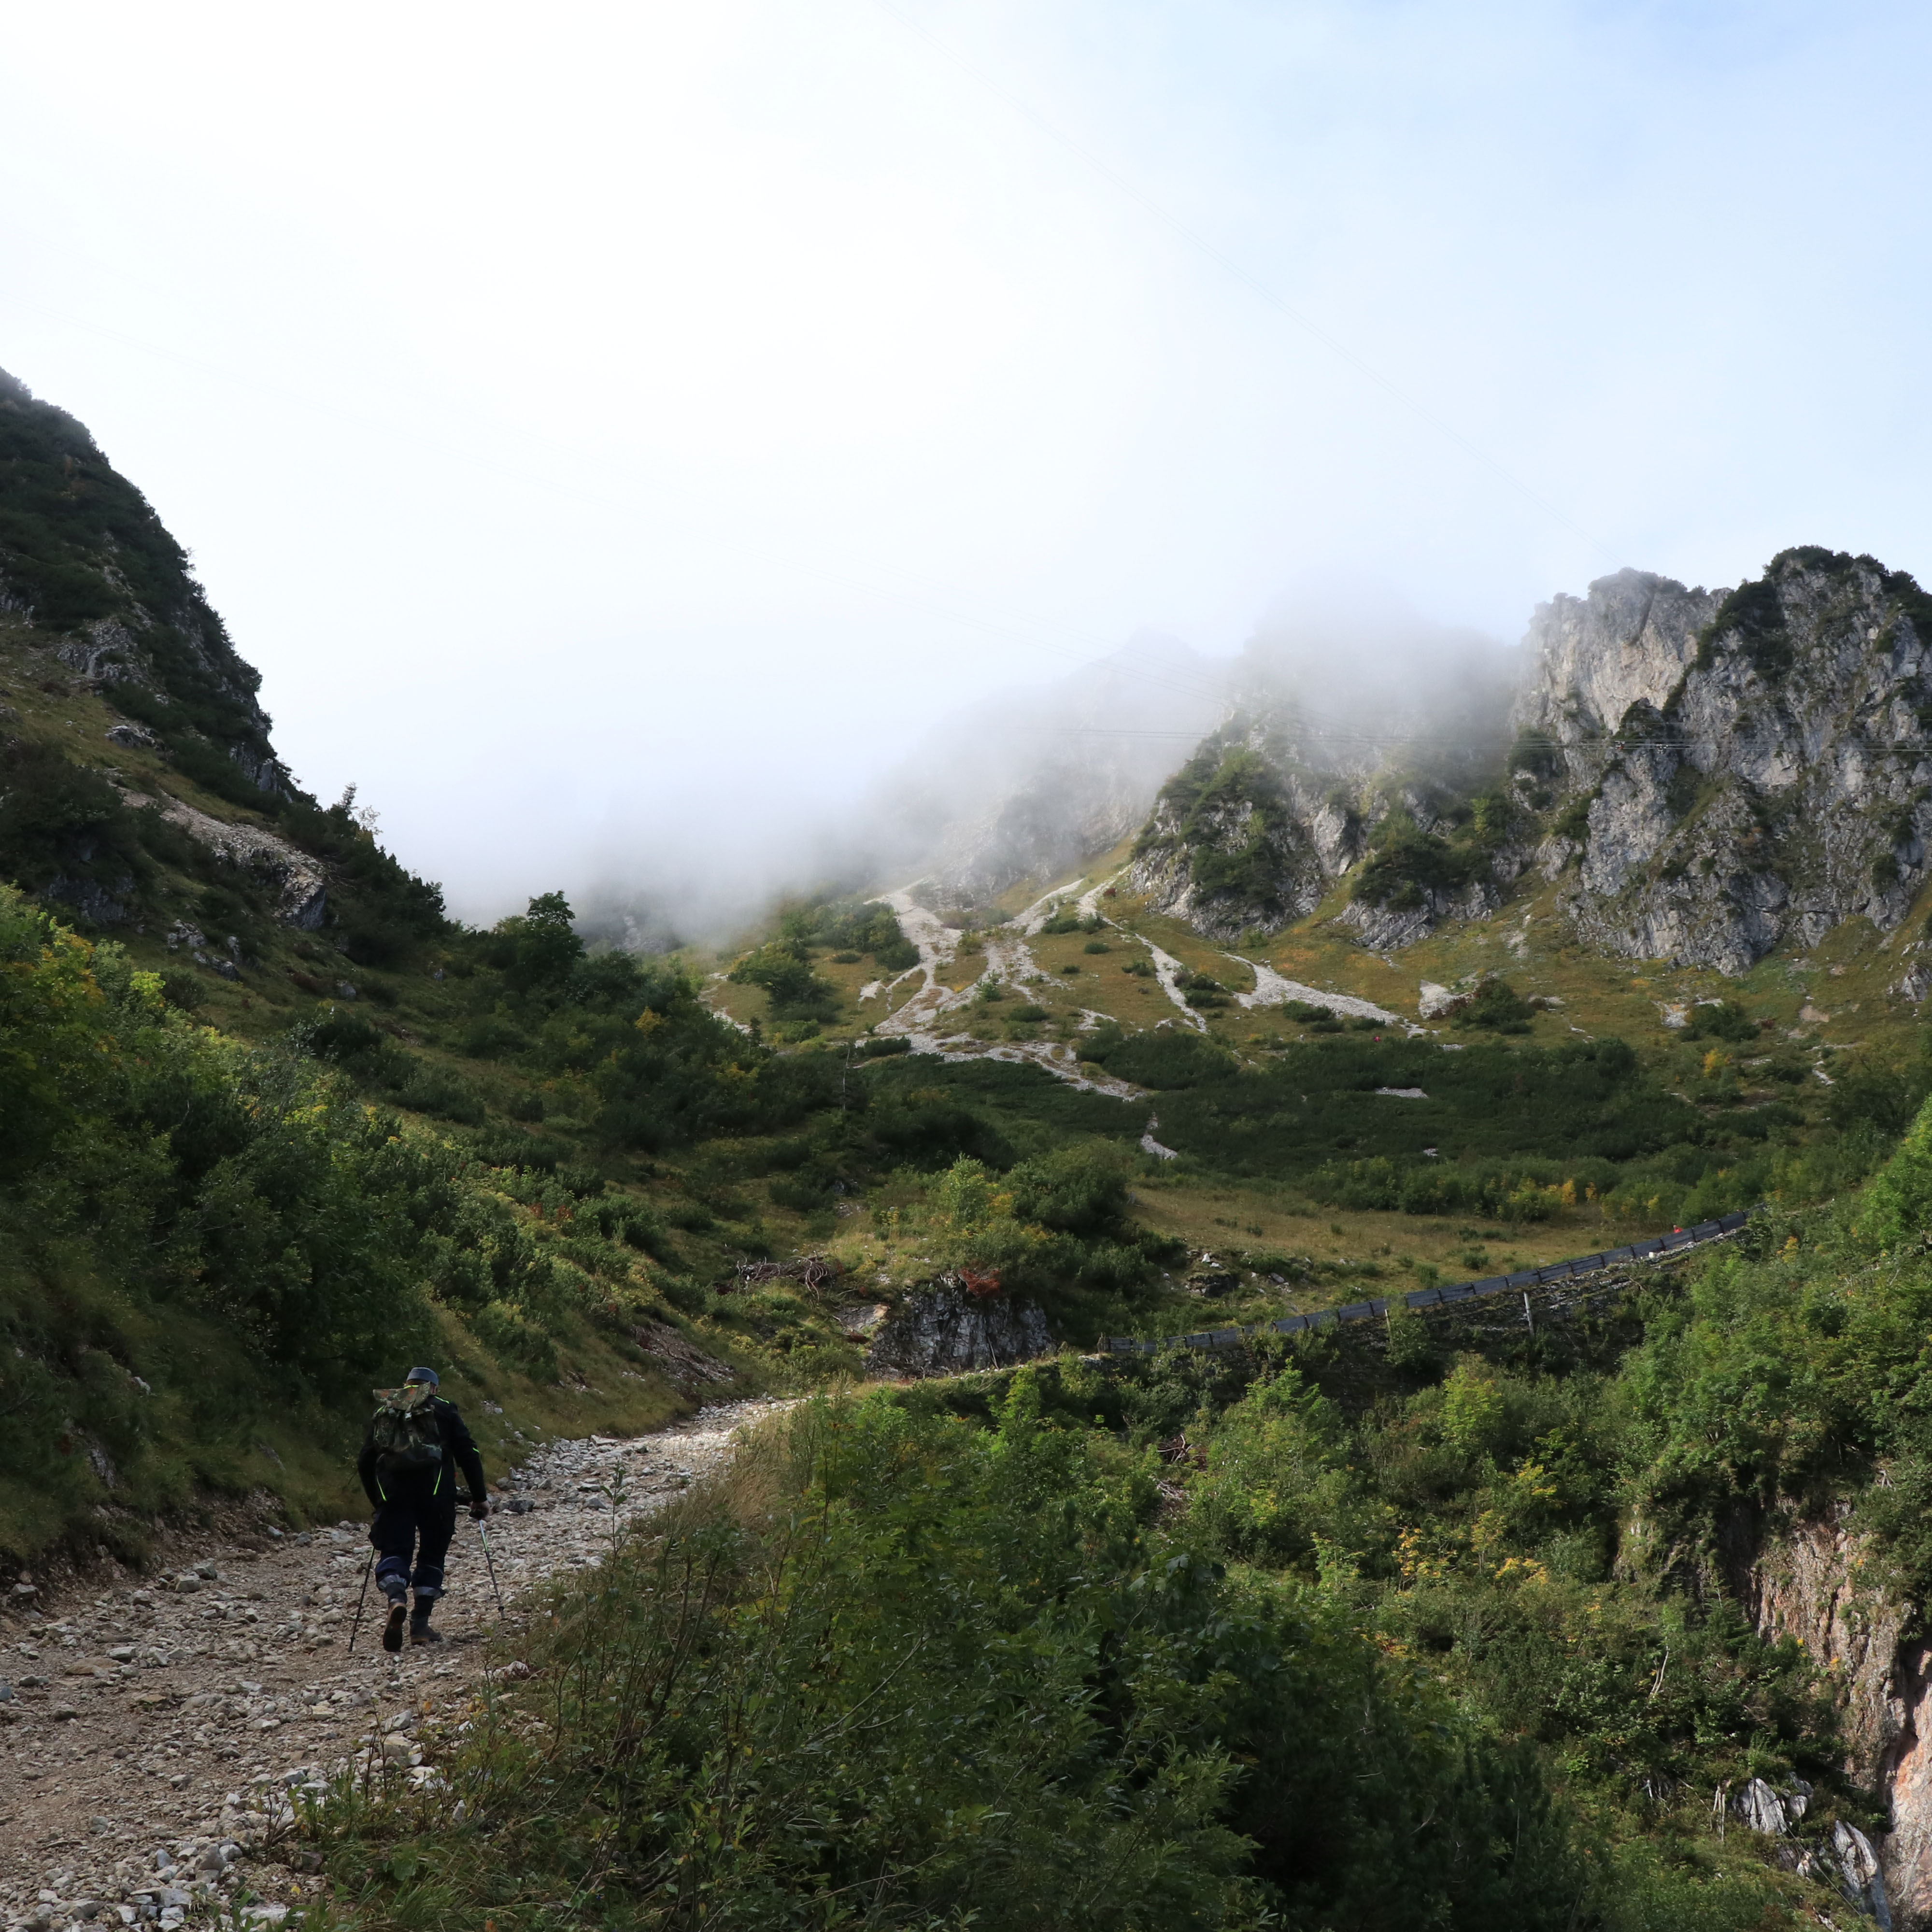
[[0, 1399, 792, 1932]]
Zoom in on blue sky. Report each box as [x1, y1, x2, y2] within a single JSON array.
[[2, 1, 1928, 916]]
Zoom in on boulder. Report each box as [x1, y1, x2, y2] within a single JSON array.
[[864, 1285, 1052, 1378]]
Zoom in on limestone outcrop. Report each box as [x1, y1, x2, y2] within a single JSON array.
[[862, 1284, 1052, 1377], [121, 789, 328, 928], [1728, 1502, 1932, 1923], [1515, 553, 1932, 974], [1129, 548, 1932, 976]]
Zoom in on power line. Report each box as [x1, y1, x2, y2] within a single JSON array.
[[870, 1, 1615, 563], [996, 722, 1780, 752], [6, 292, 1245, 716]]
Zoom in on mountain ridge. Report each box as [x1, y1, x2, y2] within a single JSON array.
[[1128, 549, 1932, 980]]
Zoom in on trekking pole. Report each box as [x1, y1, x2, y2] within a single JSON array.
[[346, 1546, 375, 1654], [475, 1515, 506, 1615]]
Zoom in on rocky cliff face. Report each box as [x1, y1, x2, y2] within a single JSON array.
[[862, 1284, 1053, 1377], [1129, 550, 1932, 976], [1125, 631, 1521, 943], [1515, 554, 1932, 974], [1730, 1503, 1932, 1925]]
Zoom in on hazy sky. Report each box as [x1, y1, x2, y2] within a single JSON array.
[[5, 1, 1930, 920]]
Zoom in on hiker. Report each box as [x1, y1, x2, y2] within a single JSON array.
[[357, 1366, 490, 1652]]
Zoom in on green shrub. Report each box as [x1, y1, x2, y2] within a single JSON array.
[[1352, 810, 1487, 910], [728, 939, 839, 1022], [1084, 1027, 1237, 1089], [302, 1391, 1592, 1930], [1856, 1091, 1932, 1251], [1454, 977, 1534, 1033], [1684, 1000, 1758, 1044]]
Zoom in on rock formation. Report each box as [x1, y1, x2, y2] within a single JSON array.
[[1130, 549, 1932, 976], [1518, 553, 1932, 974], [1724, 1503, 1932, 1923], [1125, 626, 1519, 942], [862, 1283, 1053, 1377]]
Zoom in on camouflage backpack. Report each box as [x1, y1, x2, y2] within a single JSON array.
[[369, 1383, 445, 1477]]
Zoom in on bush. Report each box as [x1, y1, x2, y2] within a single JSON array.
[[1084, 1027, 1237, 1088], [301, 1391, 1592, 1930], [777, 894, 919, 971], [1856, 1091, 1932, 1251], [1352, 811, 1487, 911], [1684, 999, 1758, 1044], [1454, 977, 1534, 1033], [728, 940, 839, 1022]]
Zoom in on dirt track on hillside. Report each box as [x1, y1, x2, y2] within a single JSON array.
[[0, 1401, 790, 1932]]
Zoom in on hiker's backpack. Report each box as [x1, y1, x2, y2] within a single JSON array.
[[369, 1384, 445, 1479]]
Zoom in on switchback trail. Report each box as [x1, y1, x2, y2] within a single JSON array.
[[0, 1400, 791, 1932]]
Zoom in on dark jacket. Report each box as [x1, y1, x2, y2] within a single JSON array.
[[357, 1394, 487, 1510]]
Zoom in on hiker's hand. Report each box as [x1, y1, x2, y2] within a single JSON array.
[[470, 1501, 490, 1520]]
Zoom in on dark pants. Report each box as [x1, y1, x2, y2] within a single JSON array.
[[370, 1492, 457, 1603]]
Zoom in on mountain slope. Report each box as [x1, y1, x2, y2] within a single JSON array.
[[1520, 552, 1932, 973], [868, 631, 1231, 914], [1130, 549, 1932, 979], [10, 371, 1932, 1929], [0, 368, 284, 799]]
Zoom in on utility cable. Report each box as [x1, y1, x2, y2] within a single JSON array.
[[869, 0, 1615, 562]]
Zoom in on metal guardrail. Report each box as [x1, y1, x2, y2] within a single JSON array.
[[1099, 1208, 1755, 1356]]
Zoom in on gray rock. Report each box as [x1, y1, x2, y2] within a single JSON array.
[[1832, 1819, 1892, 1927], [42, 868, 136, 928], [136, 800, 326, 929], [1730, 1776, 1789, 1834], [864, 1284, 1052, 1378], [1519, 556, 1932, 975], [1120, 553, 1932, 974]]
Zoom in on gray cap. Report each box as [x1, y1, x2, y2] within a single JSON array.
[[404, 1365, 440, 1387]]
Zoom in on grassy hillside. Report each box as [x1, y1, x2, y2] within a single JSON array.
[[9, 368, 1932, 1924]]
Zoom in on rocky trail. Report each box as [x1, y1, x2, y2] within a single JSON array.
[[0, 1400, 792, 1932]]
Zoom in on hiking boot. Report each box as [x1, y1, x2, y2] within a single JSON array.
[[382, 1602, 408, 1653], [409, 1620, 444, 1646]]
